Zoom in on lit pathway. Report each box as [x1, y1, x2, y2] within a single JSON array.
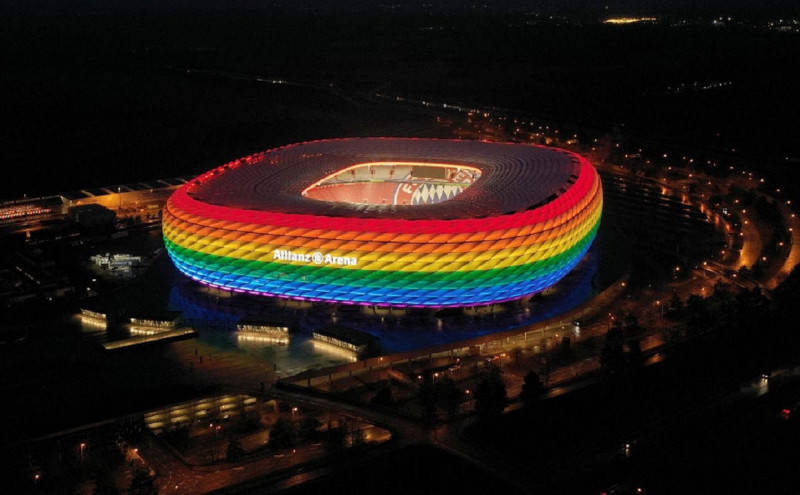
[[736, 211, 762, 269], [768, 202, 800, 288]]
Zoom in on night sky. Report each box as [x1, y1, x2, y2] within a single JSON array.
[[2, 0, 799, 15]]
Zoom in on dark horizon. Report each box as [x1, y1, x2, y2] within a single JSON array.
[[2, 0, 800, 16], [3, 0, 799, 200]]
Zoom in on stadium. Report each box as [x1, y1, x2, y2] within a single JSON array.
[[162, 138, 602, 308]]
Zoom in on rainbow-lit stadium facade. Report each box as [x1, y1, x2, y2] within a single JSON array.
[[163, 138, 602, 307]]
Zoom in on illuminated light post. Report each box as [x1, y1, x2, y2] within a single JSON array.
[[34, 473, 40, 490], [79, 443, 86, 465], [656, 300, 664, 330]]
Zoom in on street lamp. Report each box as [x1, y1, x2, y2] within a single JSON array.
[[34, 473, 40, 489], [79, 443, 86, 464]]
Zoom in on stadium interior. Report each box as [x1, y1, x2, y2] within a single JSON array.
[[302, 163, 481, 206]]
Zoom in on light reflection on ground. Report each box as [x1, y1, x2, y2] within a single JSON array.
[[164, 231, 607, 374]]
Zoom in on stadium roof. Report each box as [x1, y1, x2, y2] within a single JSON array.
[[185, 138, 582, 221]]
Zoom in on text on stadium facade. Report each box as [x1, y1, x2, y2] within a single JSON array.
[[273, 249, 358, 266]]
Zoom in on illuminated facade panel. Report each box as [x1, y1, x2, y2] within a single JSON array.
[[163, 138, 602, 307]]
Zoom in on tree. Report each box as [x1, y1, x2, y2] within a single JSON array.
[[92, 442, 124, 495], [226, 437, 245, 461], [736, 287, 770, 318], [325, 424, 346, 452], [93, 464, 120, 495], [753, 261, 766, 280], [519, 370, 544, 406], [162, 426, 190, 451], [627, 339, 644, 369], [623, 312, 644, 335], [558, 336, 572, 359], [738, 265, 752, 280], [299, 415, 323, 440], [601, 328, 625, 375], [129, 469, 157, 495], [712, 279, 734, 306], [418, 372, 438, 423], [666, 292, 683, 319], [370, 386, 394, 407], [438, 377, 463, 420], [348, 419, 366, 448], [685, 293, 710, 337], [268, 418, 296, 450], [474, 366, 508, 420]]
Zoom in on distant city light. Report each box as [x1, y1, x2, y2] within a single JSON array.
[[604, 17, 658, 25]]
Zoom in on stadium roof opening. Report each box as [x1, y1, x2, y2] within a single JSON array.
[[302, 162, 482, 206]]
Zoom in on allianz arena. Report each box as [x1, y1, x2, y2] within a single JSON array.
[[162, 138, 602, 307]]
